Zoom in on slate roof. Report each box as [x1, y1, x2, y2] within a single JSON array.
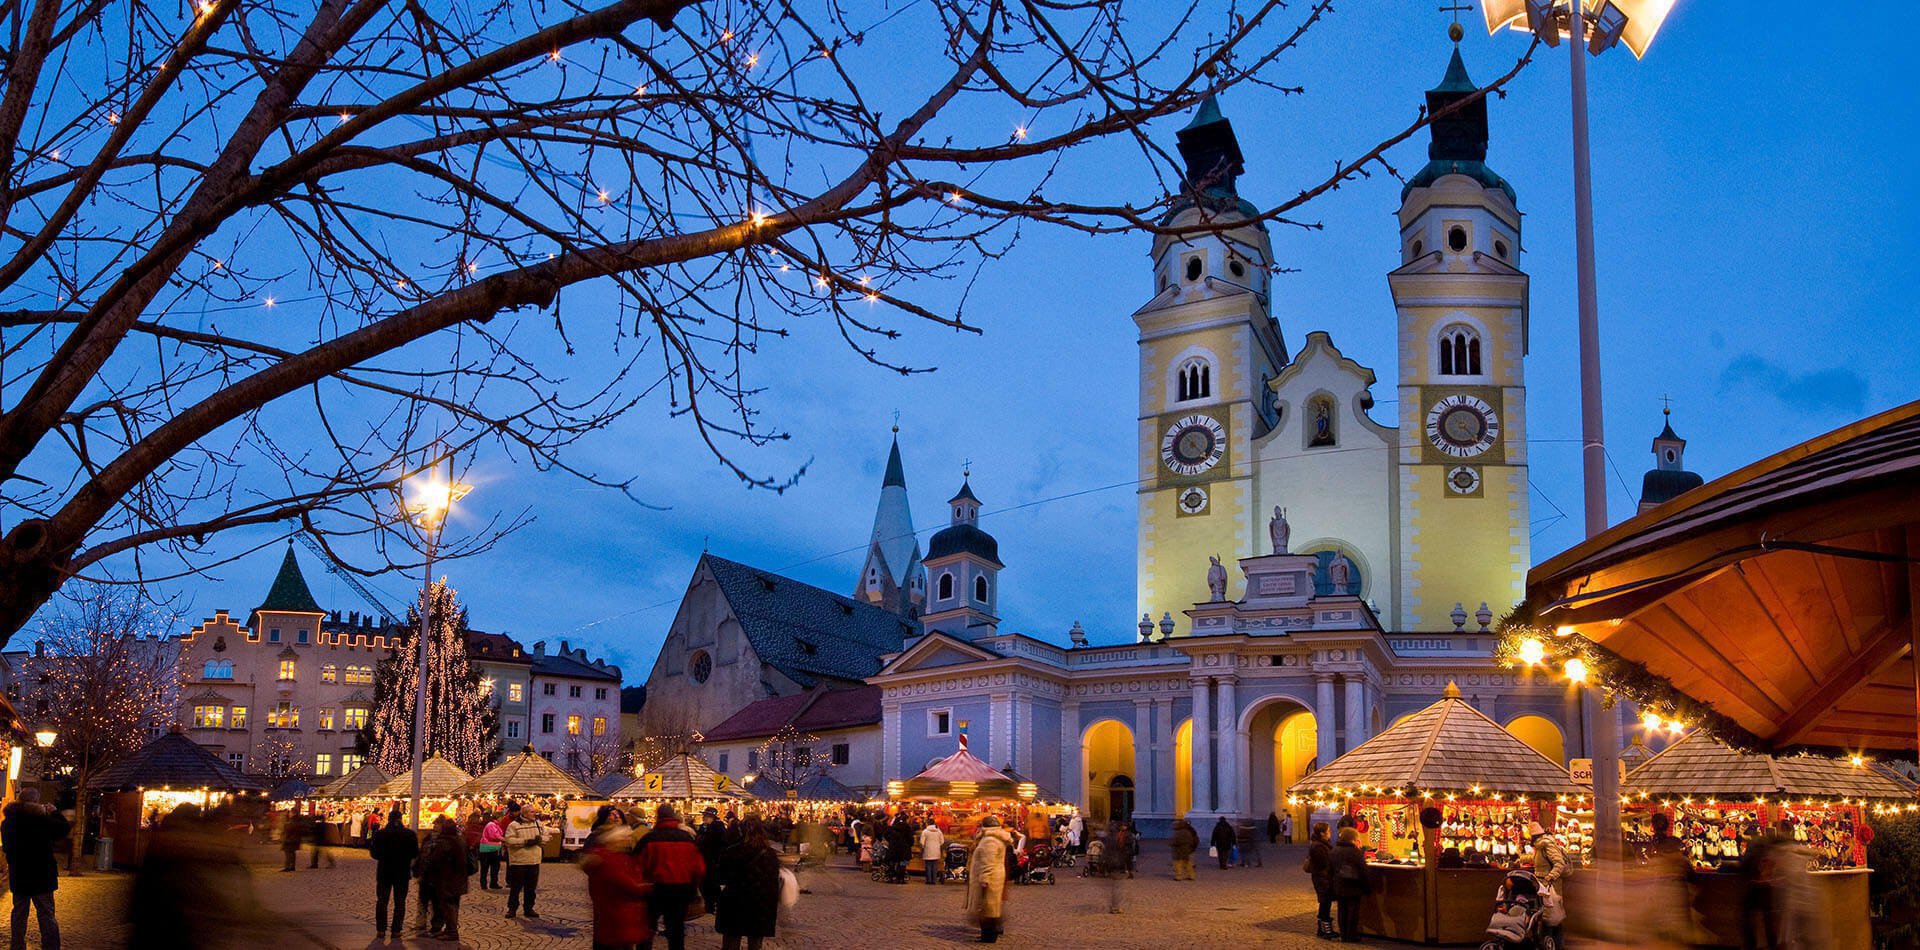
[[458, 749, 594, 799], [1624, 731, 1917, 800], [531, 650, 621, 682], [88, 729, 267, 792], [1291, 689, 1580, 796], [702, 555, 917, 688], [374, 756, 475, 797], [318, 764, 392, 799], [256, 544, 325, 616], [612, 753, 752, 801], [468, 631, 530, 664], [926, 522, 1002, 567], [700, 686, 882, 743]]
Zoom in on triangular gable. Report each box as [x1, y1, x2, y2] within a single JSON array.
[[875, 630, 999, 676]]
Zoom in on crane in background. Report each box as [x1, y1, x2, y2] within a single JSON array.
[[294, 534, 406, 624]]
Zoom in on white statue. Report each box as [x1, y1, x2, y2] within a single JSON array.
[[1269, 506, 1290, 554], [1206, 555, 1228, 601], [1328, 553, 1353, 592]]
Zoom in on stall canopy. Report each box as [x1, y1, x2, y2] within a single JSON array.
[[746, 772, 861, 803], [613, 753, 752, 801], [457, 748, 594, 799], [373, 755, 475, 798], [894, 747, 1026, 801], [1292, 684, 1581, 797], [269, 777, 318, 801], [318, 764, 392, 799], [1525, 400, 1920, 755], [87, 728, 267, 793], [1624, 731, 1918, 801], [592, 772, 632, 797]]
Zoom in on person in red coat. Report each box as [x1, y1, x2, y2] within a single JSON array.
[[636, 804, 706, 950], [583, 808, 652, 950]]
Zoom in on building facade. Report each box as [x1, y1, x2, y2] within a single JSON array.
[[698, 685, 884, 794], [527, 640, 624, 777]]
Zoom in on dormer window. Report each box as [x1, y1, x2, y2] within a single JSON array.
[[1438, 325, 1482, 377], [1176, 358, 1211, 402]]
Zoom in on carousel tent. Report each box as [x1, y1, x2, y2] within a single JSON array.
[[613, 753, 753, 801], [318, 764, 392, 799], [373, 755, 475, 798], [1624, 731, 1919, 800], [894, 747, 1024, 801], [87, 728, 267, 793], [1291, 684, 1581, 797], [457, 748, 594, 799]]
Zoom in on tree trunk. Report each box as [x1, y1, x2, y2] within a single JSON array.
[[66, 767, 87, 876]]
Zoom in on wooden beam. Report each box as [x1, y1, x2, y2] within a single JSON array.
[[1908, 526, 1920, 756], [1773, 613, 1911, 747]]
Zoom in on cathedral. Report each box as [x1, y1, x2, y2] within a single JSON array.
[[640, 47, 1702, 837]]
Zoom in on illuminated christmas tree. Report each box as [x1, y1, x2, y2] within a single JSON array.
[[364, 580, 498, 775]]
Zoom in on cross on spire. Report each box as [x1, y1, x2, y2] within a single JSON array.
[[1660, 393, 1673, 415], [891, 409, 900, 434]]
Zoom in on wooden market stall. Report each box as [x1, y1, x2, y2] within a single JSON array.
[[1289, 683, 1583, 944], [309, 764, 394, 843], [86, 727, 268, 866], [886, 746, 1076, 849], [457, 749, 596, 853], [317, 763, 392, 800], [611, 752, 755, 818], [371, 755, 474, 833]]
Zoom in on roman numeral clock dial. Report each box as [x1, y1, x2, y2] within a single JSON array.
[[1424, 394, 1500, 458], [1160, 413, 1227, 478]]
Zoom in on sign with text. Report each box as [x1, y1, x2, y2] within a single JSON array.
[[1568, 759, 1625, 786]]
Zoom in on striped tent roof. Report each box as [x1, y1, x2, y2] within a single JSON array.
[[611, 753, 752, 801], [1291, 687, 1581, 797], [457, 749, 594, 799], [1624, 731, 1918, 800], [911, 749, 1009, 784], [318, 764, 392, 799], [374, 756, 475, 798]]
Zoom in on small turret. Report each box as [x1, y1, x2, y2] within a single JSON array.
[[920, 473, 1003, 640], [1639, 406, 1704, 513]]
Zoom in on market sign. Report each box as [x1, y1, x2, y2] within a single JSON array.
[[1569, 758, 1625, 786], [643, 773, 663, 792]]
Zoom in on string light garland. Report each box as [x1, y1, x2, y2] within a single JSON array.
[[366, 580, 499, 776]]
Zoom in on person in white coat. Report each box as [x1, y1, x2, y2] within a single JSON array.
[[966, 816, 1016, 944], [1066, 814, 1084, 855], [919, 821, 946, 885]]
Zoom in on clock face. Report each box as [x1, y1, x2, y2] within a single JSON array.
[[1446, 465, 1482, 495], [1424, 394, 1500, 458], [1178, 486, 1210, 515], [1161, 414, 1227, 477]]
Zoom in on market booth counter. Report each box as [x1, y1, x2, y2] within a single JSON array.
[[368, 755, 475, 840], [1290, 684, 1584, 945], [883, 746, 1076, 875], [611, 752, 757, 825], [86, 726, 269, 865]]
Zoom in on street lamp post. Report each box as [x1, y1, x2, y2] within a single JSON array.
[[402, 461, 472, 829]]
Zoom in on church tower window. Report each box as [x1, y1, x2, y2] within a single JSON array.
[[1183, 256, 1203, 282], [974, 576, 989, 603], [1176, 358, 1211, 402], [1438, 325, 1482, 377], [1447, 225, 1469, 252], [938, 572, 954, 601]]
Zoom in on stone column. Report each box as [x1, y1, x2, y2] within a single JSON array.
[[1190, 677, 1213, 815], [1013, 693, 1034, 777], [990, 692, 1011, 770], [1314, 675, 1337, 766], [1134, 700, 1154, 794], [1061, 701, 1081, 810], [1344, 675, 1368, 754], [1154, 698, 1176, 815], [1215, 676, 1239, 818]]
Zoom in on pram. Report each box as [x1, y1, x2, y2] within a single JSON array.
[[1016, 844, 1057, 885], [942, 841, 970, 884], [869, 839, 896, 882], [1477, 868, 1559, 950], [1079, 838, 1110, 878]]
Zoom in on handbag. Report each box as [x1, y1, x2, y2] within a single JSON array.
[[1208, 846, 1218, 859], [779, 868, 800, 909]]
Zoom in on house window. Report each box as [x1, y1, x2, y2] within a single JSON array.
[[832, 743, 850, 766], [202, 660, 233, 679], [974, 576, 989, 602], [567, 715, 582, 736], [315, 753, 333, 776], [342, 706, 368, 730], [231, 706, 248, 729], [342, 753, 364, 772], [192, 705, 225, 728], [929, 709, 952, 737], [317, 708, 335, 731], [542, 713, 555, 734], [321, 664, 337, 683], [277, 658, 296, 681], [543, 683, 557, 696], [268, 628, 281, 642], [270, 702, 299, 729], [566, 750, 582, 772], [227, 752, 246, 768], [296, 629, 309, 644], [748, 749, 759, 770], [1176, 358, 1211, 402], [717, 752, 730, 772], [508, 683, 524, 703], [1439, 325, 1483, 377], [353, 665, 373, 685], [937, 573, 954, 600], [569, 685, 582, 698], [506, 720, 521, 739], [592, 716, 607, 737], [595, 687, 608, 701]]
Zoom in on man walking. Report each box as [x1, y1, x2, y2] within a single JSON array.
[[1210, 817, 1236, 870], [368, 808, 418, 941], [503, 802, 548, 918], [636, 804, 706, 950], [1169, 816, 1199, 881], [694, 807, 729, 912], [1, 788, 69, 950], [279, 810, 305, 871]]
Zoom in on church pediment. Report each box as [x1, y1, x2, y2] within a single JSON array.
[[874, 631, 999, 676]]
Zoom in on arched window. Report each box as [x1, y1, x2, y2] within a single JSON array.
[[974, 575, 989, 602], [1438, 325, 1482, 376], [202, 659, 233, 679], [1176, 358, 1211, 402], [937, 572, 955, 600]]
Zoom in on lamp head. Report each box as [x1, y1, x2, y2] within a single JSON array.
[[34, 729, 56, 748]]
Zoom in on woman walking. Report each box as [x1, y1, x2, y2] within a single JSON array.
[[715, 818, 783, 950], [419, 817, 470, 942], [477, 810, 507, 890], [965, 815, 1016, 943], [1305, 822, 1335, 940], [583, 809, 651, 950], [1330, 826, 1372, 943]]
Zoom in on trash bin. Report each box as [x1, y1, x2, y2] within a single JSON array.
[[95, 837, 113, 870]]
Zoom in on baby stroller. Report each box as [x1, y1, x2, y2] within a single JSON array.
[[1017, 844, 1057, 885], [1050, 833, 1078, 869], [869, 839, 895, 882], [1478, 868, 1559, 950], [942, 841, 970, 884], [1080, 838, 1110, 878]]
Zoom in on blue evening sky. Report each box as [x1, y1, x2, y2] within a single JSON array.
[[166, 4, 1914, 677]]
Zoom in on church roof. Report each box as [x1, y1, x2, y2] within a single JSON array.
[[948, 479, 980, 505], [256, 544, 324, 616], [882, 436, 908, 488], [701, 685, 882, 743], [1404, 47, 1515, 204], [865, 434, 920, 588], [702, 555, 917, 688], [1640, 468, 1705, 508], [1291, 689, 1580, 796], [926, 522, 1002, 568]]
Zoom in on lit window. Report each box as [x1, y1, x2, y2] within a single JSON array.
[[320, 664, 337, 683], [1439, 325, 1483, 377], [592, 716, 607, 737], [192, 705, 225, 728], [342, 753, 364, 772], [317, 708, 335, 731], [277, 659, 296, 681], [231, 706, 248, 729], [342, 706, 368, 730], [271, 702, 299, 728], [508, 683, 523, 703], [315, 753, 333, 776], [567, 714, 582, 736]]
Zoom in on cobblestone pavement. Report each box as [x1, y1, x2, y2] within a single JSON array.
[[26, 842, 1334, 949]]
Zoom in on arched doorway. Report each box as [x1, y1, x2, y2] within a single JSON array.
[[1082, 719, 1136, 826], [1107, 775, 1135, 823], [1174, 719, 1193, 818], [1506, 715, 1566, 765], [1244, 700, 1316, 838]]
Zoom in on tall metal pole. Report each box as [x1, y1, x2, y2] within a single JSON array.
[[1567, 0, 1623, 868], [409, 458, 447, 830]]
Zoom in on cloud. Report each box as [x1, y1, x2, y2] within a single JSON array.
[[1717, 354, 1869, 416]]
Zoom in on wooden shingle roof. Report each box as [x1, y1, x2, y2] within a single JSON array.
[[457, 750, 594, 799], [87, 729, 267, 793], [612, 753, 752, 801], [318, 764, 392, 799], [1624, 731, 1917, 800], [374, 756, 474, 797], [1291, 689, 1580, 796]]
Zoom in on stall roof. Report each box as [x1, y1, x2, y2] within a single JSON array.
[[1525, 400, 1920, 755], [1623, 731, 1917, 800], [87, 728, 267, 793], [612, 753, 752, 801], [374, 756, 475, 798], [745, 772, 862, 803], [910, 748, 1010, 784], [270, 777, 318, 801], [318, 764, 392, 799], [458, 749, 594, 799], [1292, 685, 1581, 796]]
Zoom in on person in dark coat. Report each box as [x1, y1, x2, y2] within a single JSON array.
[[1330, 826, 1372, 943], [278, 810, 305, 871], [1168, 818, 1199, 881], [884, 814, 915, 883], [1305, 822, 1335, 940], [1267, 812, 1283, 844], [367, 809, 419, 940], [1209, 817, 1236, 870], [695, 806, 730, 911], [2, 788, 70, 950], [715, 817, 783, 950], [418, 817, 470, 941]]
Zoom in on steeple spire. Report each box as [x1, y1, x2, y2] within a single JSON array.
[[855, 428, 923, 614], [1175, 94, 1245, 198], [1403, 46, 1514, 203], [256, 543, 325, 616], [1639, 405, 1702, 513]]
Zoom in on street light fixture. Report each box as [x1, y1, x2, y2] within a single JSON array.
[[400, 461, 472, 830], [34, 729, 57, 749]]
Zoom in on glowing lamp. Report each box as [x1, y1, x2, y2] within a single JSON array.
[[1563, 658, 1588, 684], [1641, 713, 1662, 732], [1479, 0, 1676, 59], [34, 729, 56, 748], [404, 475, 472, 525], [1518, 637, 1546, 666], [1850, 755, 1864, 767]]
